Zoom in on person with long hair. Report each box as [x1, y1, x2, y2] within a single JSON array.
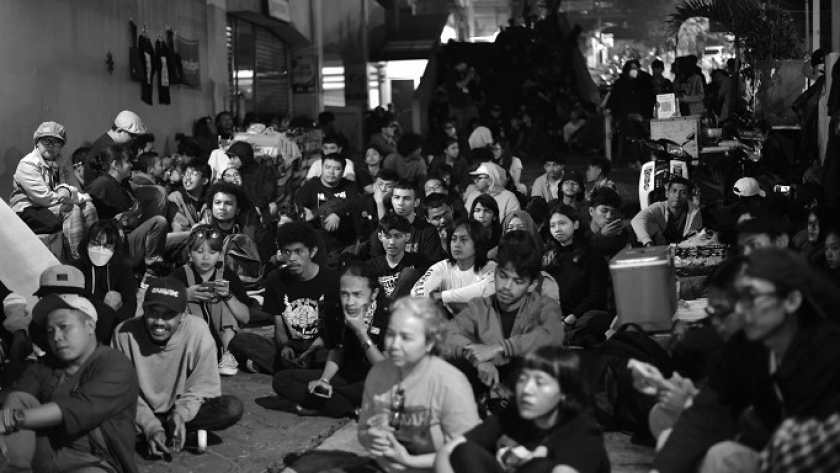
[[356, 297, 479, 472], [542, 205, 610, 341], [411, 219, 497, 316], [357, 143, 388, 195], [273, 264, 390, 418], [471, 194, 503, 249], [490, 138, 526, 195], [71, 219, 138, 324], [169, 224, 251, 376], [436, 346, 610, 473], [430, 138, 470, 194]]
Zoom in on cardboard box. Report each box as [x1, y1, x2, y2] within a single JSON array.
[[650, 116, 701, 158]]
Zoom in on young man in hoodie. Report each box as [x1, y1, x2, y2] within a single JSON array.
[[632, 176, 702, 246], [445, 230, 563, 393], [382, 132, 428, 182], [464, 162, 521, 221], [112, 278, 243, 458]]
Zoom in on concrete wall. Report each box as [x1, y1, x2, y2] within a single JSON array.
[[0, 0, 227, 199]]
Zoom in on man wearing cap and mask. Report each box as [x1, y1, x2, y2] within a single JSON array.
[[0, 293, 139, 473], [112, 277, 243, 458], [653, 248, 840, 473], [10, 121, 98, 260], [464, 161, 520, 221], [83, 110, 146, 184]]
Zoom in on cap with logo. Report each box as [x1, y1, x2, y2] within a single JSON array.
[[33, 293, 98, 326], [33, 122, 67, 144], [143, 277, 188, 314], [34, 265, 86, 297], [733, 177, 766, 198], [114, 110, 147, 135]]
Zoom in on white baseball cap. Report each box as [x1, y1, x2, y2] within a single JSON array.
[[733, 177, 765, 197], [114, 110, 147, 135]]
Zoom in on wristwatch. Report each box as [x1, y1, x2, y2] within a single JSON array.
[[12, 410, 25, 431], [361, 339, 374, 351]]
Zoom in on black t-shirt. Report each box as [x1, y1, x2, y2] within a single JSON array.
[[369, 217, 447, 262], [169, 265, 250, 304], [322, 296, 391, 373], [499, 307, 517, 339], [464, 407, 610, 473], [262, 265, 340, 340], [366, 252, 430, 297]]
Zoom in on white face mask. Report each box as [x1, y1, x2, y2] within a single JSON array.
[[88, 246, 115, 267], [629, 69, 639, 79]]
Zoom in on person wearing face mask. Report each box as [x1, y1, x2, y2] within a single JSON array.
[[606, 59, 655, 168], [70, 220, 138, 324]]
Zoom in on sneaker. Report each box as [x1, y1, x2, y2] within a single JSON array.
[[218, 352, 238, 376]]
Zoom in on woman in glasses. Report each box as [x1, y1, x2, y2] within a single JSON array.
[[169, 224, 251, 376], [357, 297, 479, 472], [436, 346, 610, 473], [273, 264, 389, 418]]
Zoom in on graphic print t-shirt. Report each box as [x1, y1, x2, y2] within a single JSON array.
[[366, 252, 430, 296], [262, 266, 340, 340]]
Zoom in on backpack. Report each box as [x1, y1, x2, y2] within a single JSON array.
[[584, 323, 674, 442], [222, 233, 265, 292]]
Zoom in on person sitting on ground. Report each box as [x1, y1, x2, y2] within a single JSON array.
[[530, 152, 565, 203], [225, 141, 280, 227], [542, 205, 611, 346], [71, 219, 138, 324], [132, 151, 166, 187], [557, 170, 587, 216], [220, 167, 241, 186], [304, 133, 356, 182], [10, 121, 98, 260], [424, 173, 468, 219], [366, 213, 430, 300], [356, 144, 388, 195], [568, 102, 606, 154], [424, 192, 457, 254], [584, 156, 617, 201], [273, 264, 390, 418], [169, 225, 251, 377], [112, 277, 244, 459], [468, 118, 494, 151], [643, 256, 747, 449], [585, 187, 629, 258], [412, 219, 497, 316], [445, 230, 564, 398], [821, 225, 840, 287], [436, 346, 610, 473], [369, 119, 398, 157], [465, 162, 521, 222], [734, 208, 791, 255], [229, 222, 340, 374], [791, 207, 828, 266], [358, 168, 398, 237], [652, 248, 840, 473], [430, 138, 470, 195], [168, 160, 211, 233], [199, 180, 256, 241], [87, 145, 168, 285], [295, 152, 362, 255], [490, 138, 527, 195], [632, 176, 703, 247], [83, 110, 147, 185], [0, 293, 139, 473], [369, 179, 447, 262], [470, 194, 503, 250], [383, 133, 428, 182], [356, 297, 480, 472]]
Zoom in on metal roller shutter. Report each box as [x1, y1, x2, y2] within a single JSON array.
[[254, 27, 290, 114]]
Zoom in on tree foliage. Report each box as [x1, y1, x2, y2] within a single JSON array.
[[668, 0, 800, 59]]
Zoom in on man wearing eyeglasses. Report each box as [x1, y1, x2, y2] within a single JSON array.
[[653, 248, 840, 473]]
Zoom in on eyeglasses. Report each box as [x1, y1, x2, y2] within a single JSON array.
[[184, 170, 203, 179], [733, 290, 780, 310], [192, 228, 221, 240], [39, 138, 63, 148], [424, 184, 444, 193], [473, 174, 490, 181], [704, 304, 734, 320], [389, 387, 405, 430]]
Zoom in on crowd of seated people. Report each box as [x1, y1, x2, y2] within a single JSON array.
[[3, 17, 840, 470]]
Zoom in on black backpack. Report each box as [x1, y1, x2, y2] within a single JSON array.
[[584, 323, 674, 442]]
